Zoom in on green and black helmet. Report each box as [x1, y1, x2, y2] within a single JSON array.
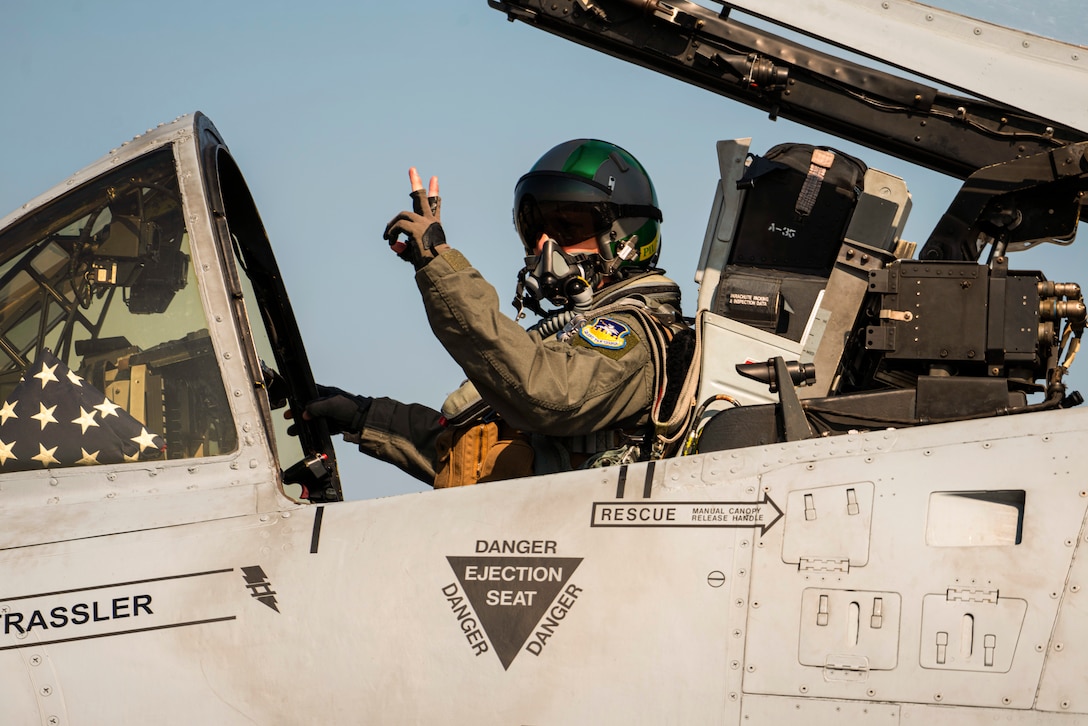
[[513, 139, 663, 270]]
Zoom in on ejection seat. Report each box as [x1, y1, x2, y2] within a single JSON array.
[[688, 139, 914, 451]]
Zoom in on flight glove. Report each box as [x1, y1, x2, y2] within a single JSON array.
[[291, 385, 372, 437], [383, 188, 446, 269]]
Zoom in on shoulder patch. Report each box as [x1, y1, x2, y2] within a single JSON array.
[[578, 317, 632, 350]]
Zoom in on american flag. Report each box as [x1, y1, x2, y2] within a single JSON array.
[[0, 350, 165, 472]]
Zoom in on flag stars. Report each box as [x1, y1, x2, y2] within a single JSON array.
[[76, 448, 100, 466], [0, 400, 16, 425], [71, 407, 99, 435], [95, 398, 122, 419], [0, 439, 16, 466], [31, 403, 58, 430], [0, 352, 165, 471], [131, 427, 159, 452], [32, 443, 60, 467], [34, 363, 59, 389]]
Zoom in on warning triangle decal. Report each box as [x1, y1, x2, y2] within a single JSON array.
[[448, 556, 582, 670]]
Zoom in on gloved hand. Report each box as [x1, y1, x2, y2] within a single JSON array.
[[382, 168, 447, 269], [288, 385, 372, 437]]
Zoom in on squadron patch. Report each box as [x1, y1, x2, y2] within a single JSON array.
[[577, 317, 634, 351]]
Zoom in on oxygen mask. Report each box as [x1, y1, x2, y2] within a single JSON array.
[[518, 238, 597, 315]]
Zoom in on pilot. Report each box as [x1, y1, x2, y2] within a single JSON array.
[[296, 139, 691, 488]]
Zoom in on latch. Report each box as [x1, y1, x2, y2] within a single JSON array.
[[879, 308, 914, 322], [652, 2, 700, 30]]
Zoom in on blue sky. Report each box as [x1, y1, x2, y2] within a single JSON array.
[[2, 1, 1084, 499]]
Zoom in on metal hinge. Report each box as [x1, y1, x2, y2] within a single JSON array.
[[865, 325, 895, 351], [823, 654, 871, 682], [799, 556, 850, 573], [947, 587, 999, 603]]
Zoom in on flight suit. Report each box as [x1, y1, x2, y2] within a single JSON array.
[[357, 248, 684, 485]]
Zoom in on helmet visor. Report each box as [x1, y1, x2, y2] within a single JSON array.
[[516, 199, 620, 251], [514, 172, 617, 251]]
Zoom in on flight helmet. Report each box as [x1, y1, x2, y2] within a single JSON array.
[[514, 139, 662, 267], [513, 139, 663, 313]]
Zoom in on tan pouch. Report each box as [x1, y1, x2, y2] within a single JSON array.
[[434, 422, 534, 488]]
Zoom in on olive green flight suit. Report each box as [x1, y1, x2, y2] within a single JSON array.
[[358, 248, 683, 485]]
